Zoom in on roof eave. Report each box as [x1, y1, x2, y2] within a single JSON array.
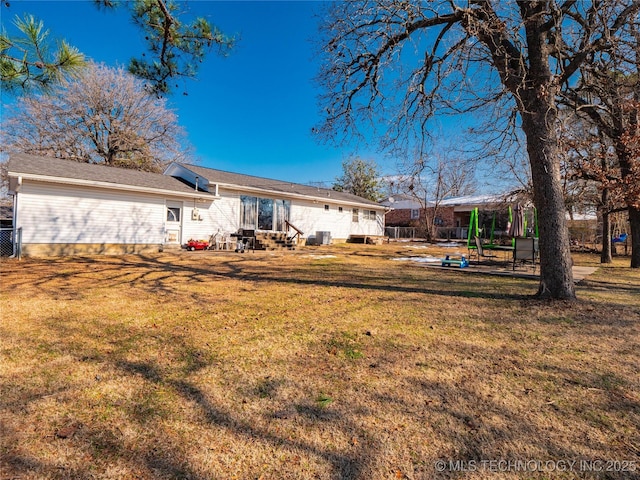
[[8, 171, 217, 200], [217, 183, 382, 209]]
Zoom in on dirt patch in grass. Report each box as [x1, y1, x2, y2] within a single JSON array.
[[1, 243, 639, 479]]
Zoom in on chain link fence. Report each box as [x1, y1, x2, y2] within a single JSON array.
[[385, 226, 417, 239], [0, 227, 19, 258]]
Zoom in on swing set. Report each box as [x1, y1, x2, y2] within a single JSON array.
[[611, 212, 629, 254], [466, 205, 539, 251]]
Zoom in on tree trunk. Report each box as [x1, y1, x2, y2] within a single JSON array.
[[521, 108, 576, 299], [600, 190, 612, 264], [629, 206, 640, 268], [617, 145, 639, 268]]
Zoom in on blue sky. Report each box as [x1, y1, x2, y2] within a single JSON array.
[[2, 0, 391, 186]]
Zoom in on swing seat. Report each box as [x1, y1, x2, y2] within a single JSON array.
[[612, 233, 627, 243]]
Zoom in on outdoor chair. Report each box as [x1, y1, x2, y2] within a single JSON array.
[[473, 236, 498, 264], [513, 237, 538, 271], [216, 234, 233, 250], [209, 232, 232, 250]]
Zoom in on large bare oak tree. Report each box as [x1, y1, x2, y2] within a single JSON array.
[[1, 63, 188, 172], [559, 20, 640, 268], [316, 0, 639, 299]]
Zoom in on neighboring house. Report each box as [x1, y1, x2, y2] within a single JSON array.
[[7, 154, 385, 256], [381, 193, 514, 239], [0, 205, 12, 228]]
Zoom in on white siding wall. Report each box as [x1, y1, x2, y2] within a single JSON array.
[[16, 181, 385, 248], [180, 192, 240, 241], [17, 182, 165, 244], [290, 200, 383, 239], [208, 191, 241, 233], [184, 191, 385, 241]]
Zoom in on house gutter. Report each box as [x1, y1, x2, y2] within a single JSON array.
[[7, 172, 217, 201]]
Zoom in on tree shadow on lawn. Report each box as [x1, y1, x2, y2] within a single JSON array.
[[3, 294, 639, 478], [0, 254, 538, 303], [1, 318, 380, 479], [117, 359, 380, 479], [1, 416, 210, 480], [579, 278, 640, 297], [284, 330, 640, 478], [0, 254, 246, 298], [6, 256, 640, 328]]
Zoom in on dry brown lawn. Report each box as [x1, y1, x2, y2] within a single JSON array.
[[1, 243, 639, 479]]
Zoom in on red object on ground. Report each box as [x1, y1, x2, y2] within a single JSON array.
[[186, 240, 209, 251]]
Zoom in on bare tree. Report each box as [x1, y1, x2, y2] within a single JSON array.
[[559, 19, 640, 268], [558, 112, 629, 263], [1, 63, 189, 172], [316, 1, 639, 299], [396, 153, 476, 240]]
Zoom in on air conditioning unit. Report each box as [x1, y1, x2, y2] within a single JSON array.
[[316, 231, 331, 245]]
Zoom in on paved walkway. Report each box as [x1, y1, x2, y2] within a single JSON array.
[[477, 265, 597, 283], [423, 262, 598, 283]]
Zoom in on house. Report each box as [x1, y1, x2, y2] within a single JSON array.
[[6, 154, 385, 256], [381, 193, 514, 239]]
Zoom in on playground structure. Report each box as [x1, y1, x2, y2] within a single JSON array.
[[466, 205, 538, 251], [441, 254, 469, 268], [567, 210, 628, 254], [609, 211, 630, 255], [383, 195, 628, 258], [465, 205, 539, 269], [466, 205, 630, 258]]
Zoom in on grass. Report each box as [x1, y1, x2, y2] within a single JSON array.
[[1, 242, 639, 479]]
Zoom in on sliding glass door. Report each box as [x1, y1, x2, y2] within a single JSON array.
[[240, 196, 290, 231]]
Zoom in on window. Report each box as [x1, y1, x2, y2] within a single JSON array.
[[324, 204, 330, 212], [352, 208, 359, 222], [366, 210, 377, 220], [338, 206, 343, 213], [240, 195, 257, 229], [410, 209, 420, 219], [274, 199, 291, 231], [258, 197, 275, 230], [167, 207, 181, 222]]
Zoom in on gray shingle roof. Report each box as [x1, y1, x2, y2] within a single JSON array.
[[6, 154, 382, 207], [7, 154, 203, 196], [178, 163, 381, 207]]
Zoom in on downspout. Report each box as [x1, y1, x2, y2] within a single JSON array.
[[11, 176, 22, 258]]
